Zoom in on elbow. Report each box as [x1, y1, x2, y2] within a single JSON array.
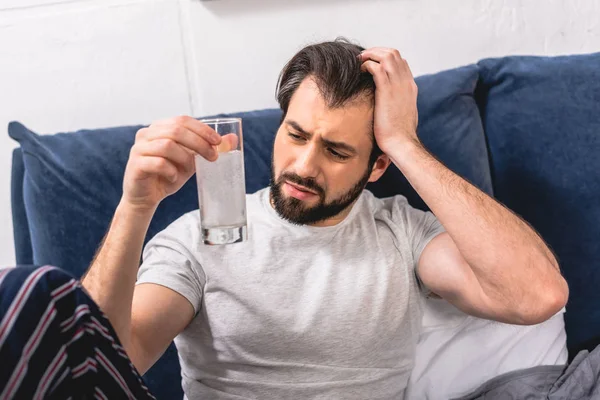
[[520, 275, 569, 325], [548, 276, 569, 315]]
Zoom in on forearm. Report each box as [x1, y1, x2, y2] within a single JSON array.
[[81, 202, 155, 348], [389, 140, 566, 309]]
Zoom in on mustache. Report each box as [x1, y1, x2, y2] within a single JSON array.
[[278, 172, 325, 196]]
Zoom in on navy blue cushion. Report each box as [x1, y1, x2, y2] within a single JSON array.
[[477, 53, 600, 355], [11, 149, 33, 265], [8, 109, 281, 276], [9, 65, 492, 397], [8, 108, 282, 400], [368, 64, 494, 207]]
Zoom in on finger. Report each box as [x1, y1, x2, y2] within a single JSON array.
[[360, 48, 403, 77], [359, 47, 402, 63], [216, 133, 239, 153], [135, 139, 195, 171], [137, 125, 218, 161], [136, 156, 180, 183], [360, 60, 389, 87], [179, 116, 224, 146], [401, 58, 416, 80], [147, 116, 222, 146]]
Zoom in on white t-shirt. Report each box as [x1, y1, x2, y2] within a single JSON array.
[[137, 188, 445, 400], [406, 296, 568, 399]]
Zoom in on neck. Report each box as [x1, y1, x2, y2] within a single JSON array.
[[308, 204, 355, 227]]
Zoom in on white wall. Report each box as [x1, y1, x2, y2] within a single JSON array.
[[1, 0, 598, 265]]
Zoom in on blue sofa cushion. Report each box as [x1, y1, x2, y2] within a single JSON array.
[[8, 108, 282, 400], [11, 149, 33, 265], [477, 53, 600, 355], [9, 65, 492, 398], [8, 109, 281, 276]]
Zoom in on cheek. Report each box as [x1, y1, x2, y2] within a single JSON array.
[[325, 166, 361, 196], [272, 133, 288, 176], [321, 169, 346, 196]]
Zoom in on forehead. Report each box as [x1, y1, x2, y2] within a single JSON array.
[[285, 78, 374, 149]]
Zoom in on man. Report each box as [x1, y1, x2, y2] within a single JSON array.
[[0, 40, 568, 399]]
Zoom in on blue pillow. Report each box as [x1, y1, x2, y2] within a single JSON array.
[[478, 53, 600, 355], [9, 109, 281, 275], [8, 108, 281, 400]]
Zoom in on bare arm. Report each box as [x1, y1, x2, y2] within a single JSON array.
[[81, 116, 221, 372], [129, 284, 195, 375], [399, 144, 567, 324], [81, 204, 195, 374], [360, 47, 568, 324], [81, 202, 155, 350]]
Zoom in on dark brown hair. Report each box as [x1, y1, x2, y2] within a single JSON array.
[[276, 38, 383, 163]]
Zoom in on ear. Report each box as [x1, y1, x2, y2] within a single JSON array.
[[368, 154, 391, 183]]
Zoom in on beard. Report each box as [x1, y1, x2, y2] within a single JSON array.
[[269, 163, 372, 226]]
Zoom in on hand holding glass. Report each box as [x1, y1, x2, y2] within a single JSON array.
[[195, 118, 247, 245]]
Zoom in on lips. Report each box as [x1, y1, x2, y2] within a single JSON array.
[[287, 181, 317, 194], [284, 181, 319, 200]]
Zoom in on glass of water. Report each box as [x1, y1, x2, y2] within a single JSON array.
[[195, 118, 247, 245]]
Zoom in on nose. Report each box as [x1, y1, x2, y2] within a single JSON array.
[[293, 144, 320, 179]]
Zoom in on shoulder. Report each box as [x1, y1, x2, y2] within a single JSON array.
[[144, 209, 200, 257], [362, 189, 409, 208], [362, 190, 413, 222], [158, 209, 199, 238], [364, 191, 444, 251]]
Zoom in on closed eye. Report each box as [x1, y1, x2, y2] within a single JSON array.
[[327, 148, 350, 160], [288, 132, 305, 141]]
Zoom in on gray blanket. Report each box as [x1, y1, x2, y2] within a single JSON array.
[[453, 345, 600, 400]]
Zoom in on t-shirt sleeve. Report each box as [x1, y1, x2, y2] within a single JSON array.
[[390, 196, 446, 267], [137, 214, 205, 314]]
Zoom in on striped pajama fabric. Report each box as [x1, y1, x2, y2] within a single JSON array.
[[0, 265, 156, 399]]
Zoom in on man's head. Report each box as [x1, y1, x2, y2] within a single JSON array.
[[270, 39, 390, 225]]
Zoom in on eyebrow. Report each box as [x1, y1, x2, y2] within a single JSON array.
[[285, 119, 358, 155]]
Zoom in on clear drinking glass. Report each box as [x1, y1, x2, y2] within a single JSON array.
[[195, 118, 247, 245]]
